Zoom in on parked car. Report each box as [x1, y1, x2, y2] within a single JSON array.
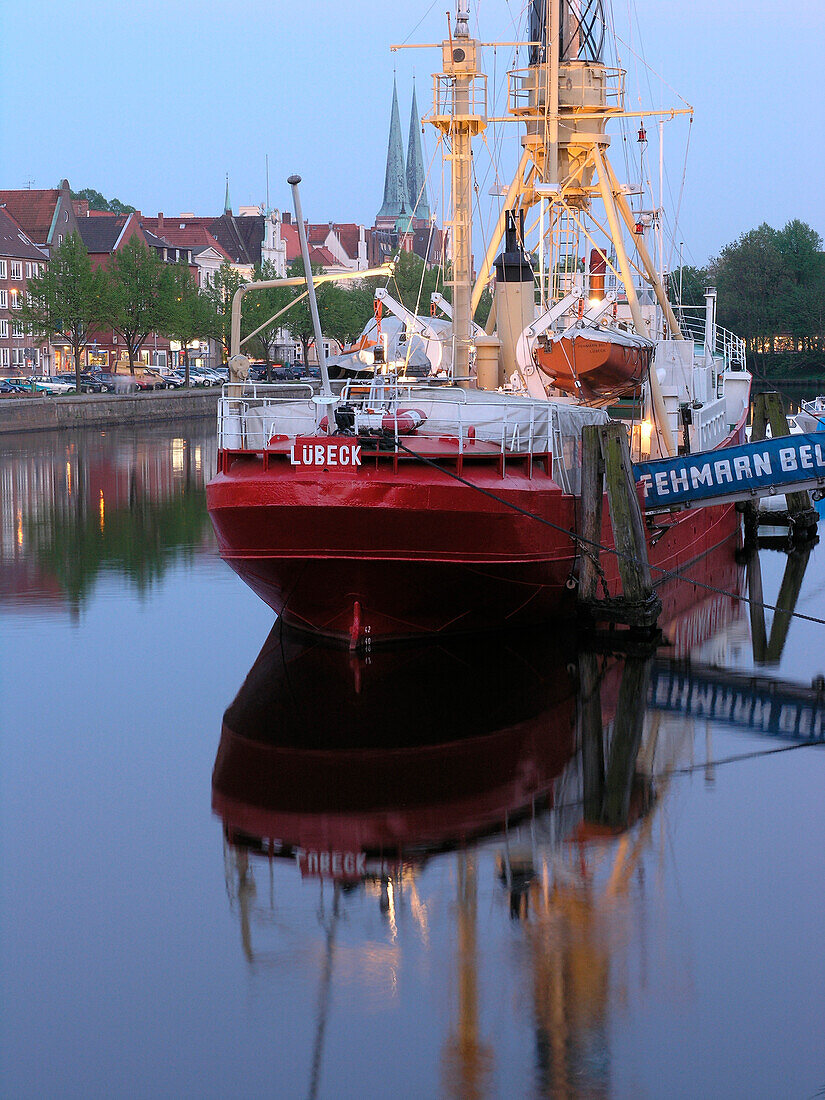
[[55, 372, 110, 394], [250, 363, 301, 382], [187, 367, 221, 387], [35, 376, 75, 394], [136, 370, 167, 391], [0, 379, 29, 394], [160, 371, 185, 388]]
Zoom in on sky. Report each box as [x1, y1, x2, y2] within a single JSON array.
[[1, 0, 823, 268]]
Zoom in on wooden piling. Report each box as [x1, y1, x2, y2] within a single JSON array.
[[579, 425, 605, 603], [578, 422, 662, 635], [748, 391, 818, 546]]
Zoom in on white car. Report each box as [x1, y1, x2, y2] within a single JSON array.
[[35, 376, 75, 394], [188, 367, 223, 386]]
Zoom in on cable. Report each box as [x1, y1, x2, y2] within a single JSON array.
[[392, 439, 825, 629]]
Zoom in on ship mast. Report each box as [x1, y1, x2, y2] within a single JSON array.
[[428, 1, 487, 385]]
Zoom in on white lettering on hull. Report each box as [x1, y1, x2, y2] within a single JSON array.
[[289, 439, 362, 468]]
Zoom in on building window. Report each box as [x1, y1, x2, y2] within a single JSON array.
[[12, 320, 24, 337], [25, 263, 31, 278], [11, 348, 26, 368], [9, 289, 20, 309], [0, 290, 6, 308], [0, 320, 6, 337], [0, 260, 6, 279], [10, 261, 22, 280], [0, 348, 8, 368], [57, 235, 63, 245]]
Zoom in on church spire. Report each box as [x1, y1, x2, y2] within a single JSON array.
[[377, 78, 410, 220], [406, 82, 430, 222], [224, 172, 232, 214]]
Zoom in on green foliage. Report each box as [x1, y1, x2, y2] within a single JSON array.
[[203, 262, 246, 363], [320, 279, 377, 347], [710, 219, 825, 362], [668, 264, 709, 308], [102, 238, 173, 373], [18, 232, 105, 387], [281, 258, 330, 364], [164, 262, 219, 385], [71, 187, 136, 215], [243, 260, 295, 371]]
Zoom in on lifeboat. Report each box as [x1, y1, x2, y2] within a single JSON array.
[[533, 324, 653, 403]]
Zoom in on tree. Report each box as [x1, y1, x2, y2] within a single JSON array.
[[71, 187, 136, 215], [203, 262, 246, 365], [321, 280, 377, 348], [18, 232, 105, 392], [283, 257, 331, 367], [775, 220, 825, 353], [163, 263, 219, 387], [712, 224, 790, 365], [102, 238, 173, 374], [243, 260, 295, 379], [668, 264, 709, 310]]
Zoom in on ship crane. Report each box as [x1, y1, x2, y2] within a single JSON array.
[[373, 287, 453, 373]]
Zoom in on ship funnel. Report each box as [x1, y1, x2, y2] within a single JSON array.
[[494, 211, 535, 385]]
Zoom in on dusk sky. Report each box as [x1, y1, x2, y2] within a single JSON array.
[[2, 0, 823, 267]]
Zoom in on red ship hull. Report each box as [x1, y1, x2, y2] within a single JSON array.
[[207, 436, 744, 647]]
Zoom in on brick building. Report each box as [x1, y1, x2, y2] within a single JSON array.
[[0, 206, 50, 376]]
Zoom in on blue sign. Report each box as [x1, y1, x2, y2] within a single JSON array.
[[634, 433, 825, 511]]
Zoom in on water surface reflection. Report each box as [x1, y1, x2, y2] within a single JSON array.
[[0, 422, 216, 612]]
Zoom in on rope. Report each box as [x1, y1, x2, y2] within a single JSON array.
[[392, 439, 825, 630]]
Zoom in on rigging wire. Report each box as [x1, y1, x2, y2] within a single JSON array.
[[393, 439, 825, 631]]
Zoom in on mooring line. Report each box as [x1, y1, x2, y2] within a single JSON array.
[[393, 439, 825, 630]]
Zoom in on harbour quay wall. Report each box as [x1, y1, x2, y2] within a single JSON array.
[[0, 390, 221, 435]]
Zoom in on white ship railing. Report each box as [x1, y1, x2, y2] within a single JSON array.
[[676, 309, 747, 371], [217, 382, 607, 489]]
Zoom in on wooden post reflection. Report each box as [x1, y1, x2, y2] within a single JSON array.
[[746, 546, 812, 666], [442, 852, 493, 1100], [602, 658, 651, 829]]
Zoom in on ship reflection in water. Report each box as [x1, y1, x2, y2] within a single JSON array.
[[212, 531, 825, 1098]]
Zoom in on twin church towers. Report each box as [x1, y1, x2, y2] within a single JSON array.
[[375, 80, 432, 230]]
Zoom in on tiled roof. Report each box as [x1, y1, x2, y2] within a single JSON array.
[[335, 224, 361, 260], [76, 215, 128, 253], [0, 189, 60, 243], [141, 218, 232, 261], [209, 213, 263, 266], [142, 228, 169, 250], [311, 245, 338, 267], [279, 224, 343, 270], [280, 222, 301, 264], [0, 207, 49, 261]]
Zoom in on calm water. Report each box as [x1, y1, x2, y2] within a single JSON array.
[[1, 421, 823, 1100]]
